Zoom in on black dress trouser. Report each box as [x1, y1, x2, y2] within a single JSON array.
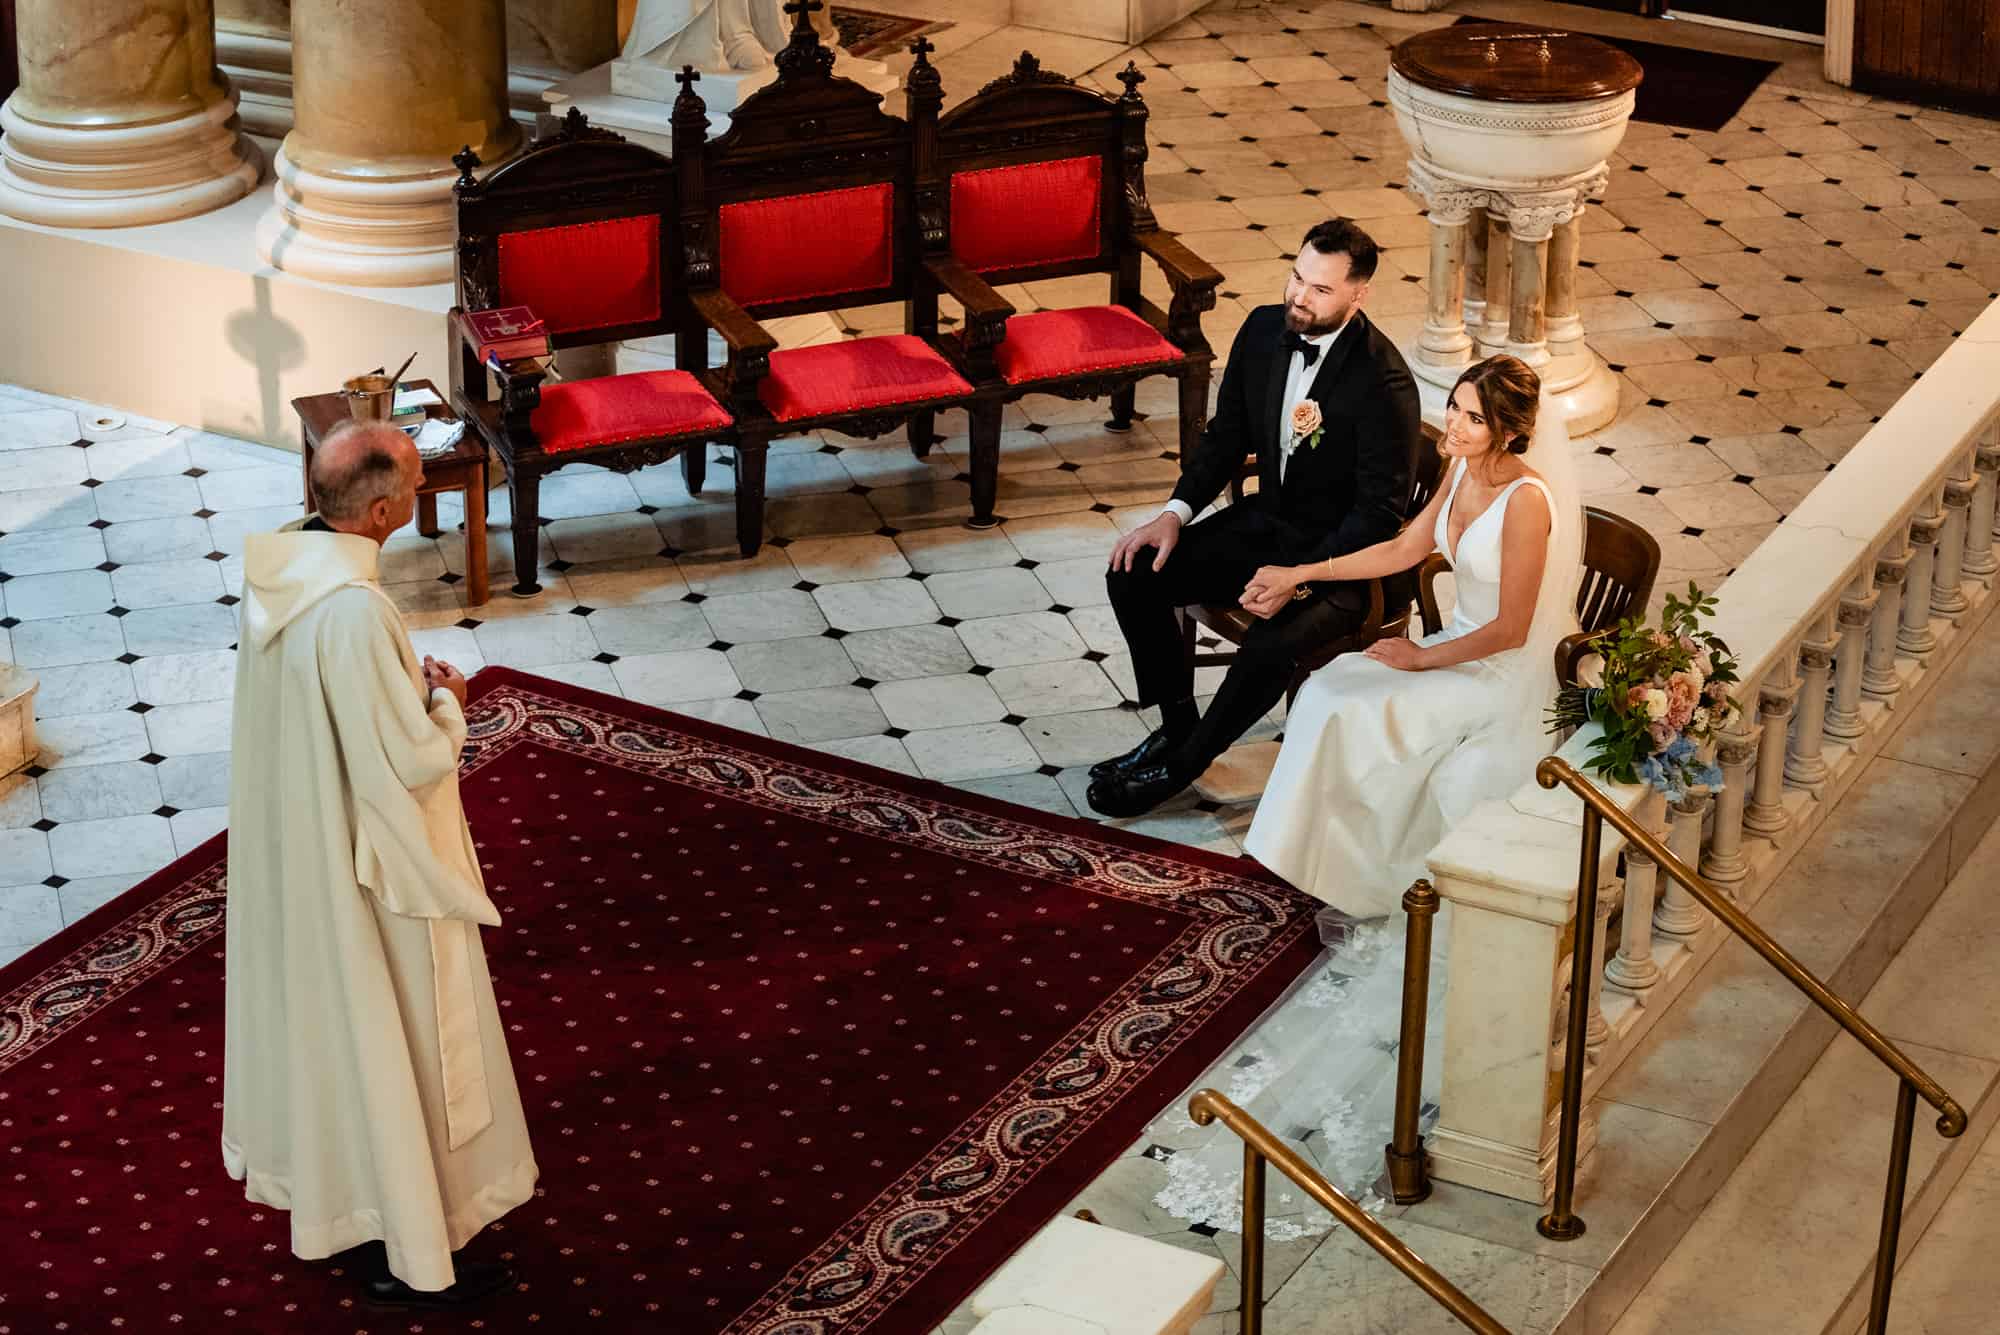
[[1104, 501, 1366, 770]]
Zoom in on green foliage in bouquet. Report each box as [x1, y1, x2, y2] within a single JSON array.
[[1547, 583, 1742, 799]]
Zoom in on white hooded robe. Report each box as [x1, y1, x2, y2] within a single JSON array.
[[221, 520, 538, 1291]]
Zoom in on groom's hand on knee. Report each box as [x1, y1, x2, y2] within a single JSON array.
[[1109, 512, 1183, 574]]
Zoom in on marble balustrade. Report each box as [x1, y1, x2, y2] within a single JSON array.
[[1422, 297, 2000, 1206]]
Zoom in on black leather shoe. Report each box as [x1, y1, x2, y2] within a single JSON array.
[[1086, 762, 1191, 819], [361, 1260, 518, 1310], [1088, 726, 1186, 783]]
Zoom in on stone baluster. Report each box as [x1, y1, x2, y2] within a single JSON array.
[[1653, 793, 1710, 941], [1863, 548, 1911, 702], [1824, 580, 1876, 743], [0, 0, 260, 227], [257, 0, 521, 286], [1480, 212, 1513, 356], [1934, 456, 1975, 617], [1702, 730, 1758, 893], [1743, 676, 1797, 838], [1966, 443, 1999, 579], [1586, 875, 1620, 1055], [1604, 791, 1666, 995], [1544, 209, 1586, 356], [1407, 164, 1484, 383], [1784, 626, 1837, 791], [1900, 505, 1944, 658]]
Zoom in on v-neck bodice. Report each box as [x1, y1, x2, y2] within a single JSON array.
[[1430, 459, 1555, 641]]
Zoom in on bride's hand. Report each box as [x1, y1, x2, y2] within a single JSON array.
[[1239, 565, 1298, 620], [1363, 637, 1427, 671]]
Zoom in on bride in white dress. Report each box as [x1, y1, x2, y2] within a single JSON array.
[[1152, 355, 1585, 1233]]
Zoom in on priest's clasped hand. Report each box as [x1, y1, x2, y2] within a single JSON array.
[[1240, 565, 1304, 620], [422, 655, 468, 709]]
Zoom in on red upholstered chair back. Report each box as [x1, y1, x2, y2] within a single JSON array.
[[717, 181, 897, 310], [949, 155, 1104, 275], [496, 215, 664, 337]]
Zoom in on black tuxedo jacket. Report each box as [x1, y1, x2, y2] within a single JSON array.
[[1171, 304, 1424, 568]]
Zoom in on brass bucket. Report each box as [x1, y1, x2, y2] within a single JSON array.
[[342, 374, 396, 422]]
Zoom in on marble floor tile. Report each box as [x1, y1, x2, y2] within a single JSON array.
[[119, 603, 240, 657], [36, 710, 153, 770], [872, 674, 1009, 731], [409, 627, 486, 675], [27, 661, 138, 718], [987, 660, 1124, 717], [86, 434, 192, 480], [813, 578, 942, 633], [841, 624, 975, 682], [57, 873, 146, 926], [534, 469, 641, 520], [671, 695, 767, 735], [676, 545, 799, 596], [955, 611, 1090, 668], [754, 685, 889, 745], [10, 613, 126, 669], [546, 512, 671, 565], [925, 567, 1054, 620], [611, 649, 741, 707], [100, 516, 216, 566], [0, 483, 98, 534], [156, 753, 231, 811], [0, 527, 108, 577], [110, 558, 228, 610], [0, 406, 82, 450], [144, 699, 233, 757], [954, 772, 1080, 819], [583, 602, 715, 657], [1032, 557, 1114, 609], [177, 428, 290, 472], [205, 504, 304, 556], [702, 589, 828, 644], [0, 775, 37, 829], [521, 661, 621, 696], [196, 466, 302, 512], [0, 832, 53, 887], [894, 524, 1019, 574], [808, 734, 919, 777], [48, 813, 177, 879], [562, 556, 689, 607], [902, 721, 1041, 781], [1019, 707, 1151, 770], [726, 637, 856, 695], [0, 882, 62, 967], [0, 445, 87, 493], [36, 762, 163, 824], [784, 535, 911, 585], [5, 570, 113, 621], [130, 649, 237, 705], [92, 474, 204, 523], [473, 613, 601, 670]]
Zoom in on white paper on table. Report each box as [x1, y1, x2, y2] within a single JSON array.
[[409, 417, 465, 458], [393, 385, 444, 413]]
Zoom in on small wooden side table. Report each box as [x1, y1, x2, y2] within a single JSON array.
[[291, 379, 491, 606]]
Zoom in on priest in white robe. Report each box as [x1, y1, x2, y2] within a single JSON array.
[[222, 420, 538, 1309]]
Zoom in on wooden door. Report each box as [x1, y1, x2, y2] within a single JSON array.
[[1856, 0, 2000, 115]]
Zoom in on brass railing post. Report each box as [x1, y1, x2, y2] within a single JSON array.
[[1538, 804, 1602, 1241], [1241, 1142, 1266, 1335], [1865, 1080, 1919, 1334], [1386, 879, 1440, 1203]]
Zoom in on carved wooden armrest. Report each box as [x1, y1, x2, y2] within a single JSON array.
[[1132, 229, 1223, 297], [1416, 552, 1451, 638], [922, 255, 1014, 343], [689, 288, 778, 358]]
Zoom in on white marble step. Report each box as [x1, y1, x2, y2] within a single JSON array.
[[1848, 1108, 2000, 1335], [970, 1215, 1224, 1335], [1608, 814, 2000, 1335]]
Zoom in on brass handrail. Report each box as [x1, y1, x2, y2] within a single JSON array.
[[1188, 1089, 1512, 1335], [1534, 754, 1968, 1333]]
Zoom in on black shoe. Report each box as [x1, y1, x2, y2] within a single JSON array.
[[360, 1260, 518, 1310], [1088, 726, 1186, 783], [1086, 762, 1191, 819]]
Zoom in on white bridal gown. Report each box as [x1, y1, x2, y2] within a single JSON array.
[[1153, 445, 1582, 1234]]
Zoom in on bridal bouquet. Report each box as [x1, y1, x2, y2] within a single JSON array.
[[1548, 583, 1741, 800]]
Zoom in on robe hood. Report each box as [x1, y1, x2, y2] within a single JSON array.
[[241, 520, 382, 650]]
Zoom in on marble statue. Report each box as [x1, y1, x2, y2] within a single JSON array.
[[620, 0, 789, 81]]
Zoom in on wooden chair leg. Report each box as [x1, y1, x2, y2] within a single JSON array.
[[509, 469, 543, 597], [908, 409, 936, 458], [1178, 365, 1210, 449], [1106, 383, 1136, 434], [967, 403, 1001, 529], [734, 439, 767, 557], [682, 442, 706, 497]]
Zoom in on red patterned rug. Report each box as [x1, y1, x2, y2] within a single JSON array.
[[0, 668, 1324, 1334], [829, 7, 954, 61]]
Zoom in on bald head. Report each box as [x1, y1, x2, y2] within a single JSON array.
[[312, 421, 421, 541]]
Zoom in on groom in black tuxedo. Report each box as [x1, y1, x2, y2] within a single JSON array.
[[1089, 218, 1424, 818]]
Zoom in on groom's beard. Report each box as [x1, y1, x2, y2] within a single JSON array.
[[1284, 301, 1349, 338]]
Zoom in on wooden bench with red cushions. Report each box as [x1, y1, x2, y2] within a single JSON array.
[[669, 12, 1001, 554], [448, 112, 734, 595], [908, 46, 1224, 525]]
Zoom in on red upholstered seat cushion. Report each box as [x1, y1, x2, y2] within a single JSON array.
[[498, 215, 662, 335], [720, 183, 894, 308], [952, 156, 1102, 273], [759, 335, 972, 423], [529, 370, 732, 454], [994, 305, 1183, 385]]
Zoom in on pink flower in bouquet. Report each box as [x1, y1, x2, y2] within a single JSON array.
[[1665, 671, 1702, 728], [1649, 721, 1677, 749], [1638, 686, 1671, 721], [1705, 680, 1730, 702], [1693, 647, 1715, 678]]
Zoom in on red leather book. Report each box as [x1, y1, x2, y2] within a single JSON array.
[[465, 306, 551, 364]]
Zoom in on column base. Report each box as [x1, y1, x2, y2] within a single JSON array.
[[256, 144, 465, 288], [1428, 1111, 1600, 1206], [217, 29, 296, 139], [0, 94, 261, 229], [1412, 344, 1620, 437]]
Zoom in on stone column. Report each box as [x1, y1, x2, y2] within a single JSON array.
[[1544, 211, 1585, 354], [1863, 549, 1910, 701], [1966, 443, 2000, 578], [1784, 631, 1836, 791], [0, 0, 260, 227], [1934, 463, 1975, 617], [1502, 191, 1575, 371], [216, 0, 292, 138], [1702, 730, 1759, 893], [1480, 212, 1512, 357], [1743, 681, 1796, 838], [1825, 587, 1875, 743], [1900, 508, 1943, 658], [1406, 165, 1485, 383], [1653, 794, 1709, 941], [257, 0, 521, 287], [507, 0, 618, 119], [1462, 203, 1489, 341]]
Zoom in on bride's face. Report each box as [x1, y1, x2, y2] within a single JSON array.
[[1442, 383, 1497, 459]]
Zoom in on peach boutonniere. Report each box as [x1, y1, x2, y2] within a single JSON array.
[[1290, 399, 1324, 450]]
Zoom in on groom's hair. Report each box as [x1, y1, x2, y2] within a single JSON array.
[[1300, 218, 1380, 282]]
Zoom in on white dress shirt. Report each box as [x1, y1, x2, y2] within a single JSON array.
[[1161, 315, 1351, 526]]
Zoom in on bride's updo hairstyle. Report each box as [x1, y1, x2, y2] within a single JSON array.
[[1446, 355, 1541, 457]]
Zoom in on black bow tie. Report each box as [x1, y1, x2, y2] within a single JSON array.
[[1285, 331, 1323, 368]]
